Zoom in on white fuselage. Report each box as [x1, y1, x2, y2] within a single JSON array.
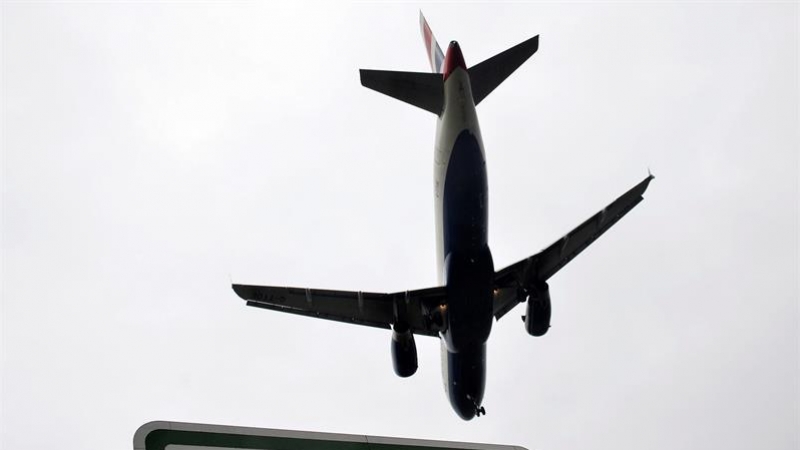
[[434, 67, 486, 284]]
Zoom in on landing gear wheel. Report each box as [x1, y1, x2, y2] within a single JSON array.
[[476, 406, 486, 417]]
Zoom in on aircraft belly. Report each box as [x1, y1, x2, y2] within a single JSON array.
[[434, 68, 484, 283], [444, 343, 487, 420], [433, 68, 492, 418], [442, 130, 488, 257]]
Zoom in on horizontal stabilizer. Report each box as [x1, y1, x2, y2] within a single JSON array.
[[469, 35, 539, 106], [360, 69, 444, 115]]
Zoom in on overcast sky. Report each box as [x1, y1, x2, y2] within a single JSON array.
[[2, 2, 797, 450]]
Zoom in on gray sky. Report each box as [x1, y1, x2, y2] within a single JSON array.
[[2, 2, 798, 450]]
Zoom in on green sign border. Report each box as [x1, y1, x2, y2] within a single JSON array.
[[134, 421, 527, 450]]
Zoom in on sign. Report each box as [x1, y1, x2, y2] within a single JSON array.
[[134, 421, 527, 450]]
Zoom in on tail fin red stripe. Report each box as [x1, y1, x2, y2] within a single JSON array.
[[419, 12, 444, 74]]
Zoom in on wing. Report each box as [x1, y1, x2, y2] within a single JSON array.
[[232, 284, 447, 337], [492, 174, 654, 320]]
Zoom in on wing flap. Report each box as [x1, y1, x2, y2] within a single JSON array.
[[234, 284, 393, 328], [245, 301, 391, 330]]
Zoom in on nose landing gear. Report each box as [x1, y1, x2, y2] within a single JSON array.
[[466, 394, 486, 417]]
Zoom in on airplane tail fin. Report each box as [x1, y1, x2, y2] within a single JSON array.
[[468, 35, 539, 106], [359, 15, 538, 114], [419, 12, 445, 73]]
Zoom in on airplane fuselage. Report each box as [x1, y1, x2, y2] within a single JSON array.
[[434, 42, 494, 420], [233, 19, 652, 422]]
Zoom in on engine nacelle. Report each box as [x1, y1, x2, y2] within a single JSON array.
[[524, 282, 551, 337], [391, 323, 418, 377]]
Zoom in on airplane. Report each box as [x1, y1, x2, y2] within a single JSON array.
[[233, 13, 653, 420]]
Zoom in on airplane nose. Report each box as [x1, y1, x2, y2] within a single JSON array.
[[453, 396, 477, 420], [443, 40, 466, 80], [445, 344, 486, 420]]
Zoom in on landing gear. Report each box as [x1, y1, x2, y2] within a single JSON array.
[[466, 394, 487, 418]]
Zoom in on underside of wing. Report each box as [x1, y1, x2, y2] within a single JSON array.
[[232, 284, 446, 337], [492, 174, 654, 320]]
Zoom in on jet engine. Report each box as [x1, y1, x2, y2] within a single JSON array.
[[391, 323, 418, 377], [524, 281, 551, 337]]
